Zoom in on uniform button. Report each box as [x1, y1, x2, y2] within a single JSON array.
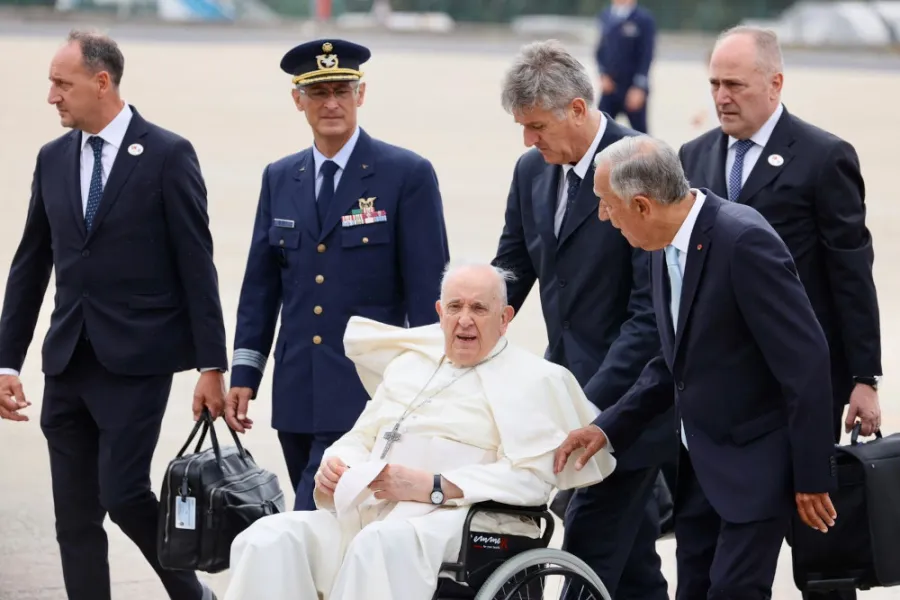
[[315, 275, 324, 284], [362, 237, 369, 244], [559, 280, 567, 288], [676, 381, 685, 391], [317, 243, 326, 253], [314, 306, 323, 315], [279, 239, 285, 246], [81, 250, 90, 257], [312, 335, 322, 344]]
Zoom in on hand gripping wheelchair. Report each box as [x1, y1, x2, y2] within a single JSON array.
[[432, 501, 612, 600]]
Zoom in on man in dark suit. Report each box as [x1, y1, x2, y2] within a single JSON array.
[[555, 135, 839, 600], [0, 31, 226, 600], [491, 39, 669, 600], [678, 25, 881, 445], [224, 39, 449, 512], [679, 29, 881, 598]]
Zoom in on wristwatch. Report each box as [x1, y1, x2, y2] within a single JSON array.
[[853, 376, 880, 391], [430, 474, 445, 505]]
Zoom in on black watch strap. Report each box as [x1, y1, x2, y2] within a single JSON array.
[[853, 376, 879, 389]]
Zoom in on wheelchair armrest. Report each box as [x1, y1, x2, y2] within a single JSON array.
[[441, 500, 555, 582]]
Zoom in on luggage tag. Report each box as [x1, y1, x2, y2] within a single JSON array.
[[175, 496, 197, 530]]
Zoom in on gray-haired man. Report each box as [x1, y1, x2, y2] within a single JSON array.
[[490, 39, 670, 600]]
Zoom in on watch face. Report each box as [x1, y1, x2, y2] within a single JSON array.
[[431, 491, 444, 504]]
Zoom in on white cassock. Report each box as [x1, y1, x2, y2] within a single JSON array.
[[224, 317, 616, 600]]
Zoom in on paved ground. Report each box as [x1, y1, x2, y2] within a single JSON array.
[[0, 24, 898, 600]]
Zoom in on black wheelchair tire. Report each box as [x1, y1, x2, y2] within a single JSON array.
[[472, 547, 612, 600]]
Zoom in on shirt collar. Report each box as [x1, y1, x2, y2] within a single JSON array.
[[313, 125, 361, 177], [728, 102, 783, 150], [563, 113, 608, 181], [669, 188, 706, 254], [80, 103, 132, 152]]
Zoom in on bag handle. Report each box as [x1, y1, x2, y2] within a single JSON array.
[[850, 422, 883, 446], [174, 408, 251, 468]]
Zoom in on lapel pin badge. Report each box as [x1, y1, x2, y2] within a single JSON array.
[[696, 244, 703, 250], [767, 153, 783, 167], [128, 143, 144, 156], [299, 166, 306, 172], [361, 164, 369, 169]]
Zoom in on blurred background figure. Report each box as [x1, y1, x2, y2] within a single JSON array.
[[594, 0, 656, 133]]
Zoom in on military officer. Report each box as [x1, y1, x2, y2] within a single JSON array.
[[224, 39, 450, 511]]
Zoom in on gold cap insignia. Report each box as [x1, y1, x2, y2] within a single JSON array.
[[322, 42, 333, 52]]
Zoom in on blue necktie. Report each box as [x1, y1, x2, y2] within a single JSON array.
[[664, 245, 682, 331], [84, 136, 105, 231], [317, 159, 339, 227], [558, 168, 580, 237], [665, 244, 690, 449], [728, 139, 754, 202]]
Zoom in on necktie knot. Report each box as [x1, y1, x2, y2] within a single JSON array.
[[733, 138, 753, 157], [88, 135, 104, 156], [320, 160, 339, 179]]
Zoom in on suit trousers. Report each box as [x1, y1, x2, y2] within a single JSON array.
[[277, 431, 345, 511], [39, 337, 203, 600], [563, 465, 669, 600], [675, 445, 790, 600]]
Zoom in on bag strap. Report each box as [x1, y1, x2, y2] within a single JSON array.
[[850, 422, 883, 446], [176, 408, 251, 468]]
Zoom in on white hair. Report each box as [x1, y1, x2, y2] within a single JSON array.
[[593, 135, 691, 206], [439, 259, 516, 306], [715, 25, 784, 76], [500, 39, 595, 117]]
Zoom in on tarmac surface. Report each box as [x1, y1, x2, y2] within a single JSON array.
[[0, 22, 898, 600]]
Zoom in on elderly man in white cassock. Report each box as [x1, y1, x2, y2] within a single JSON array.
[[222, 260, 616, 600]]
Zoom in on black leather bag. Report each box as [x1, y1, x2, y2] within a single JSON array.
[[791, 424, 900, 593], [157, 409, 287, 574]]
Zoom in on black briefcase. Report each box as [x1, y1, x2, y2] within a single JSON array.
[[791, 424, 900, 593], [157, 409, 287, 574]]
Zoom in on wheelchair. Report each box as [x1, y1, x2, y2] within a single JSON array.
[[432, 501, 612, 600]]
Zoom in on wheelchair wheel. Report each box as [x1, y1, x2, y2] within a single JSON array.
[[473, 548, 612, 600]]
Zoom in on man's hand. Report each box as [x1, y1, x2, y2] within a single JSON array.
[[224, 387, 254, 433], [554, 424, 608, 474], [600, 75, 616, 95], [796, 492, 837, 533], [369, 464, 433, 503], [0, 375, 30, 422], [315, 457, 348, 498], [845, 383, 880, 436], [625, 87, 647, 112], [192, 370, 225, 421]]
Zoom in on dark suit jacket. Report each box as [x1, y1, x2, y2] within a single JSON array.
[[595, 191, 837, 523], [231, 127, 449, 434], [493, 115, 671, 470], [0, 106, 228, 377], [679, 107, 881, 408]]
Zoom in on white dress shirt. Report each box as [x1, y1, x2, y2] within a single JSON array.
[[667, 189, 707, 450], [725, 103, 783, 190], [80, 103, 133, 212], [312, 125, 361, 199], [556, 114, 608, 237]]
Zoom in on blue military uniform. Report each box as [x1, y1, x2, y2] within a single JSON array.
[[231, 39, 450, 510], [595, 2, 656, 133]]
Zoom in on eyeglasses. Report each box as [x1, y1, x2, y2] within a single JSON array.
[[299, 86, 357, 101]]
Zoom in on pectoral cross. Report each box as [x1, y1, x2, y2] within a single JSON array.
[[380, 423, 402, 459]]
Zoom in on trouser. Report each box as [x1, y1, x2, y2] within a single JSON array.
[[277, 431, 345, 511], [599, 88, 648, 133], [40, 337, 203, 600], [675, 446, 790, 600], [563, 465, 669, 600]]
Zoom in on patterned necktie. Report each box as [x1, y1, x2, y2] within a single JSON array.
[[558, 168, 581, 237], [317, 159, 339, 227], [727, 139, 754, 202], [664, 244, 683, 331], [84, 136, 105, 231]]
